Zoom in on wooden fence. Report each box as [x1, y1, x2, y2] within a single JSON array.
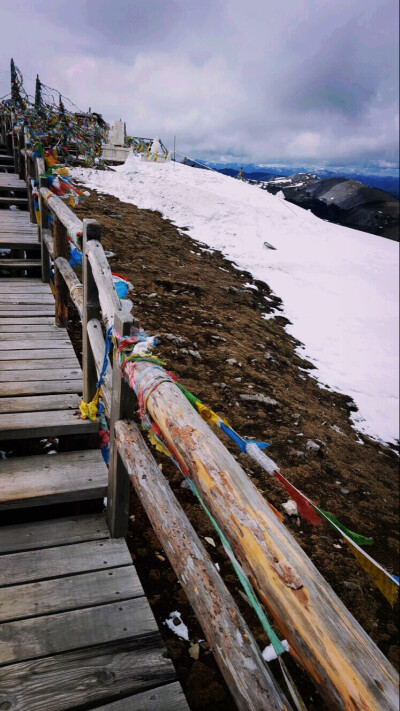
[[3, 118, 399, 711]]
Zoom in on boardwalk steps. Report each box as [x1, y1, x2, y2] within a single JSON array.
[[0, 178, 189, 711]]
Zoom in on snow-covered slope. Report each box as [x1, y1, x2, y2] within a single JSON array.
[[72, 155, 399, 445]]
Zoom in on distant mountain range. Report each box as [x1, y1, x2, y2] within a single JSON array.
[[204, 162, 399, 199]]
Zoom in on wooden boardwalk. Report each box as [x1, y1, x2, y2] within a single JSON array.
[[0, 166, 189, 710]]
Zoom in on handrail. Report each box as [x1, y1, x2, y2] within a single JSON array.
[[39, 187, 83, 247], [5, 114, 399, 711]]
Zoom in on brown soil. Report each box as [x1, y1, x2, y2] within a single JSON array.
[[73, 188, 399, 710]]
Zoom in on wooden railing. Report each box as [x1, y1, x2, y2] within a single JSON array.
[[4, 119, 399, 711]]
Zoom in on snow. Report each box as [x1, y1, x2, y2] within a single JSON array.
[[71, 155, 399, 445]]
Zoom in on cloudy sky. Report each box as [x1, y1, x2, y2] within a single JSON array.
[[0, 0, 398, 168]]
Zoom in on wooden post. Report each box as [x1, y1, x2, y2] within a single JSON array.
[[108, 310, 134, 538], [17, 130, 24, 180], [82, 219, 102, 403], [38, 173, 50, 284], [53, 216, 69, 327], [116, 420, 292, 711], [123, 361, 399, 711], [12, 129, 18, 174]]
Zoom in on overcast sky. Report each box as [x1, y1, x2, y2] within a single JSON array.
[[0, 0, 398, 168]]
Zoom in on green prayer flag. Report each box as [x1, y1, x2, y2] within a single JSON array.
[[313, 507, 374, 545]]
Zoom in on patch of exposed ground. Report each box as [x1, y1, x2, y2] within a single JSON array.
[[73, 188, 399, 710]]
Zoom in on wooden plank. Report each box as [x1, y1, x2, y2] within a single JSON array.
[[0, 285, 49, 291], [0, 297, 53, 306], [0, 538, 132, 586], [0, 340, 71, 350], [0, 394, 78, 414], [0, 636, 176, 711], [0, 368, 81, 381], [0, 239, 39, 247], [0, 567, 143, 622], [0, 350, 77, 361], [0, 514, 109, 554], [0, 197, 28, 205], [0, 326, 64, 334], [0, 380, 82, 397], [97, 683, 189, 711], [0, 331, 69, 341], [0, 279, 41, 283], [0, 305, 52, 313], [0, 317, 54, 325], [0, 359, 79, 371], [0, 409, 99, 439], [0, 302, 50, 310], [0, 597, 157, 665], [0, 260, 40, 268], [0, 449, 107, 508]]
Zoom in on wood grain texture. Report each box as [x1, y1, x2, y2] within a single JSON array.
[[0, 566, 143, 622], [0, 597, 157, 664], [96, 683, 189, 711], [0, 409, 98, 439], [0, 636, 176, 711], [0, 538, 132, 586], [0, 379, 82, 397], [40, 187, 83, 247], [0, 339, 71, 350], [0, 449, 107, 508], [0, 358, 79, 371], [0, 325, 62, 334], [116, 420, 291, 711], [126, 360, 399, 711], [0, 354, 79, 366], [0, 265, 41, 275], [0, 393, 79, 413], [0, 514, 110, 554], [0, 317, 54, 325], [0, 330, 66, 340], [86, 238, 121, 330]]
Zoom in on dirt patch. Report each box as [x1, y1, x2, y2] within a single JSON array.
[[73, 188, 399, 709]]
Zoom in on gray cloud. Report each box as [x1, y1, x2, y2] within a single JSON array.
[[0, 0, 398, 168]]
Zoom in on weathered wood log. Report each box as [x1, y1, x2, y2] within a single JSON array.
[[54, 257, 83, 314], [53, 216, 69, 327], [82, 220, 102, 403], [124, 361, 399, 711], [86, 317, 112, 416], [39, 187, 83, 246], [42, 229, 54, 259], [85, 239, 121, 330], [115, 419, 292, 711]]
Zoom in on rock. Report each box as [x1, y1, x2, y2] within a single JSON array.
[[291, 413, 301, 419], [341, 488, 350, 494], [289, 449, 305, 459], [226, 358, 239, 365], [180, 479, 191, 489], [210, 335, 227, 342], [282, 499, 299, 517], [218, 382, 228, 390], [163, 333, 186, 345], [148, 292, 158, 298], [306, 439, 320, 452], [181, 348, 202, 360], [239, 393, 278, 405]]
